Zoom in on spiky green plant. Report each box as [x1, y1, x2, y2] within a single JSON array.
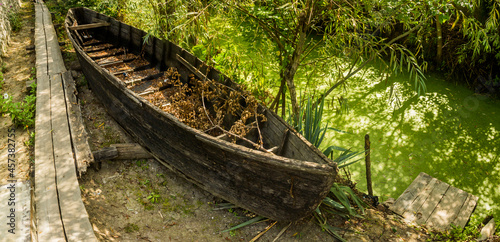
[[288, 95, 368, 239], [289, 95, 364, 168]]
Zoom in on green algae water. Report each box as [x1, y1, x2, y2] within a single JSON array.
[[322, 72, 500, 219]]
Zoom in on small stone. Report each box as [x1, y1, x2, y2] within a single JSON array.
[[478, 218, 495, 241], [383, 197, 396, 207]]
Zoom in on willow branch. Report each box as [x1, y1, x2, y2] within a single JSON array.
[[319, 20, 427, 101]]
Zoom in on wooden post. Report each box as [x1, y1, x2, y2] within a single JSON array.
[[365, 134, 373, 196]]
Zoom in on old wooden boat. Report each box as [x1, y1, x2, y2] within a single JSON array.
[[65, 7, 337, 221]]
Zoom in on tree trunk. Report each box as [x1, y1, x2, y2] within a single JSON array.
[[283, 17, 308, 124], [436, 15, 443, 64]]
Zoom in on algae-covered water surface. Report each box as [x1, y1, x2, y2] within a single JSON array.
[[323, 72, 500, 219]]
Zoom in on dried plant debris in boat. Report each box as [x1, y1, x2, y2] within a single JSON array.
[[143, 68, 267, 141], [86, 39, 266, 146]]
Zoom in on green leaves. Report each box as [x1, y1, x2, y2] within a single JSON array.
[[288, 94, 363, 168], [221, 215, 266, 233], [0, 83, 36, 129], [293, 96, 329, 148], [314, 183, 368, 241], [147, 192, 161, 203]]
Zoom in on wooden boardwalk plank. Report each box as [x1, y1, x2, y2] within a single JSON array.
[[34, 74, 66, 241], [389, 172, 478, 231], [34, 2, 65, 240], [51, 74, 97, 241], [453, 193, 479, 228], [34, 1, 97, 240], [34, 3, 48, 77], [401, 178, 439, 222], [426, 186, 469, 231], [41, 4, 66, 75], [62, 71, 94, 175], [415, 178, 450, 225], [389, 172, 433, 215]]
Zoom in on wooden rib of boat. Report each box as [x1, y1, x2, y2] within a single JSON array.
[[65, 7, 337, 221]]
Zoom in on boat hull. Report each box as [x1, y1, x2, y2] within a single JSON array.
[[65, 7, 336, 221]]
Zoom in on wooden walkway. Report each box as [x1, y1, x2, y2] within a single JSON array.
[[389, 172, 478, 231], [34, 1, 96, 241]]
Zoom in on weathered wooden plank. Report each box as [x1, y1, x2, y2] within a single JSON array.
[[391, 172, 479, 231], [130, 27, 144, 51], [415, 179, 450, 225], [426, 186, 469, 231], [86, 45, 116, 53], [93, 147, 119, 161], [62, 71, 94, 175], [92, 17, 108, 23], [68, 22, 110, 31], [155, 38, 165, 70], [110, 143, 152, 160], [452, 193, 479, 228], [90, 50, 125, 60], [109, 18, 120, 39], [67, 10, 86, 46], [35, 3, 48, 77], [276, 129, 289, 156], [50, 74, 97, 241], [42, 4, 66, 75], [389, 172, 433, 215], [401, 178, 439, 222], [263, 112, 327, 164], [34, 73, 66, 241]]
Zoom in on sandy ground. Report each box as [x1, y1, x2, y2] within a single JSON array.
[[0, 0, 34, 189], [0, 1, 35, 241]]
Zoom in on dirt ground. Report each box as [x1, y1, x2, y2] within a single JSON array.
[[1, 1, 436, 241], [0, 0, 34, 186]]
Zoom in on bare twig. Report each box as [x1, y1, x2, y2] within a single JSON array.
[[249, 221, 278, 242], [201, 91, 271, 154], [273, 222, 292, 242], [254, 110, 263, 148], [201, 90, 216, 127]]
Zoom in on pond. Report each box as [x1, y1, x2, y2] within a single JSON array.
[[322, 71, 500, 219]]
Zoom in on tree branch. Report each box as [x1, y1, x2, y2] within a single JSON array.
[[320, 20, 428, 101]]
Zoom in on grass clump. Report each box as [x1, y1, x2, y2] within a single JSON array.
[[1, 82, 37, 128], [8, 10, 22, 32], [124, 223, 139, 233]]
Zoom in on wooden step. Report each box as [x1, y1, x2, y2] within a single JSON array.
[[389, 172, 478, 231]]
